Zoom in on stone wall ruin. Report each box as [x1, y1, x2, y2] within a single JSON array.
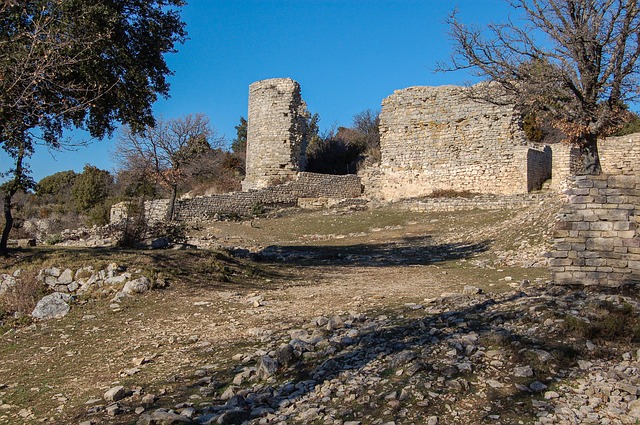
[[242, 78, 309, 190], [362, 85, 552, 200], [111, 172, 363, 224], [551, 174, 640, 287]]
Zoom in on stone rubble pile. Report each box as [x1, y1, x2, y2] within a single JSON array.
[[1, 264, 162, 321], [87, 283, 639, 424]]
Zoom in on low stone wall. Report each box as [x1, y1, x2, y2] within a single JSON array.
[[110, 199, 170, 224], [110, 172, 363, 224], [402, 193, 552, 213], [548, 134, 640, 193], [550, 174, 640, 286]]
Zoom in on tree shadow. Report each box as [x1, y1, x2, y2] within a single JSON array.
[[253, 235, 492, 267], [129, 289, 593, 424]]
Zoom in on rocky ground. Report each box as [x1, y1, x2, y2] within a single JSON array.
[[0, 198, 639, 424]]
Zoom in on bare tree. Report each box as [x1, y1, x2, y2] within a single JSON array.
[[442, 0, 640, 174], [115, 114, 221, 220]]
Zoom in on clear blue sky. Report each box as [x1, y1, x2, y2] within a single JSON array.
[[9, 0, 513, 183]]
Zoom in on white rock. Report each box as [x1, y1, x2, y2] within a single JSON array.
[[31, 293, 71, 320], [122, 277, 151, 294], [104, 385, 126, 402]]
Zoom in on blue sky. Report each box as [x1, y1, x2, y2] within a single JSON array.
[[9, 0, 513, 183]]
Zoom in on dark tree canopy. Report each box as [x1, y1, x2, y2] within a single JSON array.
[[231, 116, 248, 156], [306, 109, 381, 175], [0, 0, 186, 147], [36, 170, 78, 197], [71, 165, 113, 214], [0, 0, 186, 251], [443, 0, 640, 174]]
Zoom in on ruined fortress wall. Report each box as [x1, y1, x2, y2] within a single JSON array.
[[242, 78, 308, 190], [547, 134, 640, 193], [599, 133, 640, 175], [173, 172, 362, 222], [551, 175, 640, 287], [109, 199, 170, 225], [372, 85, 550, 200]]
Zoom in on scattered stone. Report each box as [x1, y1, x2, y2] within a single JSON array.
[[104, 386, 127, 403], [529, 381, 548, 393], [137, 409, 196, 424], [463, 285, 482, 295], [31, 293, 71, 320], [326, 315, 345, 330], [256, 355, 279, 380], [122, 277, 151, 295], [513, 365, 534, 377], [105, 403, 121, 416]]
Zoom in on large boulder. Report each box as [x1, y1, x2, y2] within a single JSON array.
[[31, 293, 72, 320], [122, 277, 151, 295]]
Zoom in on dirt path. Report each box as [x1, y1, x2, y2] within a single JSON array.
[[0, 203, 553, 424]]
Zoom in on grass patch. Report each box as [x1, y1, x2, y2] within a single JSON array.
[[425, 189, 478, 198], [563, 300, 640, 342]]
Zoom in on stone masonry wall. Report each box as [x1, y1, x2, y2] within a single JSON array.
[[109, 199, 170, 224], [367, 84, 551, 200], [599, 133, 640, 175], [242, 78, 309, 190], [551, 175, 640, 287], [174, 172, 362, 222], [110, 173, 362, 224]]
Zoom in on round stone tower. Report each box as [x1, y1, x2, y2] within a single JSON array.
[[242, 78, 309, 191]]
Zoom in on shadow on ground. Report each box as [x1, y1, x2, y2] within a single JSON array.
[[122, 288, 589, 425], [254, 235, 492, 267]]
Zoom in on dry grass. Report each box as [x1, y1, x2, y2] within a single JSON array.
[[425, 189, 478, 198], [0, 202, 558, 424], [0, 270, 44, 321], [563, 300, 640, 342]]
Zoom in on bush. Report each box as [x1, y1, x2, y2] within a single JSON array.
[[0, 270, 44, 320], [563, 300, 640, 342]]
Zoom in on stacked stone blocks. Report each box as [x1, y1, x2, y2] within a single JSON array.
[[367, 85, 552, 200], [242, 78, 309, 190], [171, 173, 361, 222], [551, 175, 640, 286], [599, 133, 640, 175]]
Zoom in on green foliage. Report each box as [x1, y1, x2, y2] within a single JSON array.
[[614, 113, 640, 136], [45, 233, 63, 246], [71, 165, 113, 213], [563, 300, 640, 342], [0, 0, 187, 145], [86, 202, 112, 226], [36, 170, 77, 197], [305, 109, 381, 174], [231, 116, 247, 155], [251, 202, 265, 216], [0, 0, 186, 249]]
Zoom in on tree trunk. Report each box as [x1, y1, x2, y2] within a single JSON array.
[[1, 141, 29, 254], [0, 191, 14, 255], [576, 133, 602, 175]]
